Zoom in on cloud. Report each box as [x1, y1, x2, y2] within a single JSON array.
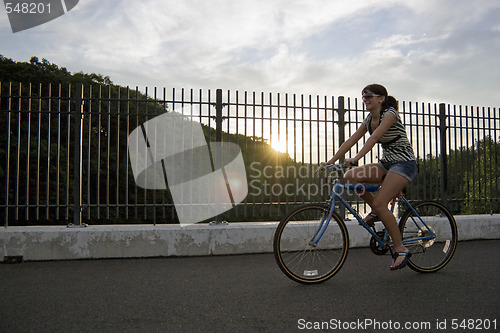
[[1, 0, 499, 107]]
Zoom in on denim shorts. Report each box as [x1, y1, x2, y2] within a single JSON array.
[[378, 160, 418, 182]]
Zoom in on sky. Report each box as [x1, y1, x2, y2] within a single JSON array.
[[1, 0, 500, 108]]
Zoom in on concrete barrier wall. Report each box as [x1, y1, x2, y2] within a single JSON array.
[[1, 215, 499, 261]]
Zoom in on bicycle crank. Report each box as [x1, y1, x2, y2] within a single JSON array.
[[369, 231, 390, 255]]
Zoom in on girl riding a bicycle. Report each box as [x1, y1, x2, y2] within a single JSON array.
[[321, 83, 418, 271]]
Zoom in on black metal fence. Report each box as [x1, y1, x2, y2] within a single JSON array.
[[1, 82, 499, 226]]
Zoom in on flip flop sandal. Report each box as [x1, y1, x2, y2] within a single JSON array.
[[364, 212, 380, 227], [390, 252, 412, 271]]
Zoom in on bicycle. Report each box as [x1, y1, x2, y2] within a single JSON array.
[[273, 164, 458, 284]]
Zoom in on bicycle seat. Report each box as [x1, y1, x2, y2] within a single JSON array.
[[342, 184, 380, 193]]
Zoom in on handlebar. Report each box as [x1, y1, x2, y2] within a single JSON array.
[[317, 161, 358, 172]]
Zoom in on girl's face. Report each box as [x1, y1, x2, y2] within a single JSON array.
[[362, 90, 385, 112]]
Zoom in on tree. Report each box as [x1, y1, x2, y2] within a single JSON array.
[[1, 56, 300, 225], [408, 136, 500, 215], [462, 136, 500, 214]]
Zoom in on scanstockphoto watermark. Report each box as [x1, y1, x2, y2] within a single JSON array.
[[247, 162, 367, 199], [128, 109, 248, 227], [297, 318, 498, 331], [3, 0, 79, 33], [248, 162, 331, 199], [297, 318, 434, 331]]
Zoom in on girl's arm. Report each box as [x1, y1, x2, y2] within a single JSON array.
[[324, 124, 367, 165], [350, 112, 397, 163]]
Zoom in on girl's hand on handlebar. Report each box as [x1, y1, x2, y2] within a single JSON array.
[[343, 158, 359, 167], [316, 162, 328, 172]]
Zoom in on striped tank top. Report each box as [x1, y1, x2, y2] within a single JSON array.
[[363, 107, 416, 163]]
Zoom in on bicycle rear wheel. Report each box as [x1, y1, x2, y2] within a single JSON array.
[[273, 204, 349, 284], [399, 201, 457, 273]]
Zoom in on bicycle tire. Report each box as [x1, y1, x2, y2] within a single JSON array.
[[399, 201, 457, 273], [273, 204, 349, 284]]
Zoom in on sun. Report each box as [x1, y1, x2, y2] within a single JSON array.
[[272, 139, 288, 153]]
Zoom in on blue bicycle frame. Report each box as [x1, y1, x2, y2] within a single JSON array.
[[310, 167, 437, 249], [309, 181, 382, 247]]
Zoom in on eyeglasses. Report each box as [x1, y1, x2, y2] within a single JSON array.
[[362, 93, 381, 98]]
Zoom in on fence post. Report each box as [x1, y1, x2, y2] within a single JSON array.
[[70, 84, 85, 227], [439, 103, 448, 206], [337, 96, 346, 220], [213, 89, 224, 224], [216, 89, 223, 142]]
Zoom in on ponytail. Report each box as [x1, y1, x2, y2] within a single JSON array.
[[383, 96, 398, 111]]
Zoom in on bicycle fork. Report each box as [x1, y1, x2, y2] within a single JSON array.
[[309, 208, 333, 247]]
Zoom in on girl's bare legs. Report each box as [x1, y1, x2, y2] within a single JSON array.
[[344, 165, 410, 269]]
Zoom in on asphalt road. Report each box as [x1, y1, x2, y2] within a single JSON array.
[[1, 240, 499, 333]]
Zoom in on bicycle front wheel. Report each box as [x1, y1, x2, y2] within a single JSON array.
[[399, 201, 457, 273], [273, 204, 349, 284]]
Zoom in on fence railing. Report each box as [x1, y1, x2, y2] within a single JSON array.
[[1, 82, 499, 226]]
